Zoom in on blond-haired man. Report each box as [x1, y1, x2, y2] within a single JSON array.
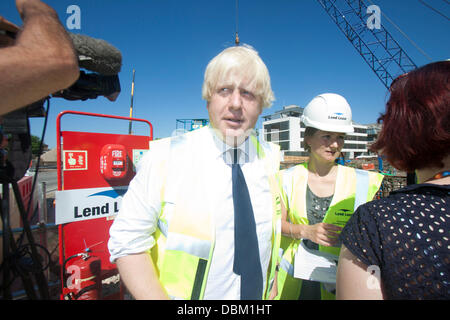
[[108, 46, 282, 300]]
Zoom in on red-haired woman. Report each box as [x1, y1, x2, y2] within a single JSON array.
[[337, 60, 450, 299]]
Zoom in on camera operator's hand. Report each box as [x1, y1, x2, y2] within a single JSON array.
[[15, 0, 53, 20], [0, 0, 79, 116]]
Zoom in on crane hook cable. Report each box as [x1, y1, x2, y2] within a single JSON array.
[[235, 0, 240, 45]]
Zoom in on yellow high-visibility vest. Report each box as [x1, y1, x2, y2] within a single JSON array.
[[275, 162, 383, 300], [148, 129, 282, 300]]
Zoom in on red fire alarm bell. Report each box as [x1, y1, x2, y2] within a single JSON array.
[[100, 144, 127, 180]]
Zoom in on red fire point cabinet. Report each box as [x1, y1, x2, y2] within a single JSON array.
[[56, 111, 153, 300]]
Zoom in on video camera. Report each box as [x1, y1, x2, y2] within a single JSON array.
[[0, 20, 123, 182]]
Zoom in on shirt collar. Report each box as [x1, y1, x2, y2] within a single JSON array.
[[207, 125, 258, 165]]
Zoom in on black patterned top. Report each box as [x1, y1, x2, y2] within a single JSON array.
[[340, 183, 450, 300]]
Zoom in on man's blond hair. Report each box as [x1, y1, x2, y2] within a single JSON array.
[[202, 45, 275, 108]]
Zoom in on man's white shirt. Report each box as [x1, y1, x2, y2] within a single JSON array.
[[108, 126, 276, 299]]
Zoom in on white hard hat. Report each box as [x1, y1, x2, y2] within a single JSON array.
[[301, 93, 354, 133]]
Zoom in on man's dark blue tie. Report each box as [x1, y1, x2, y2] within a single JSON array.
[[231, 148, 263, 300]]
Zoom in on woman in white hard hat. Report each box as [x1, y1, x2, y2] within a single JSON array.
[[274, 93, 384, 300]]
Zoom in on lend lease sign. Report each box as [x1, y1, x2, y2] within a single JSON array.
[[55, 186, 128, 225]]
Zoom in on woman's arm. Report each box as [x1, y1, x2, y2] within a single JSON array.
[[336, 245, 384, 300]]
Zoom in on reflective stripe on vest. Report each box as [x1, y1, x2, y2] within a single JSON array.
[[354, 169, 370, 211], [157, 218, 168, 238], [280, 256, 295, 277], [165, 233, 211, 260]]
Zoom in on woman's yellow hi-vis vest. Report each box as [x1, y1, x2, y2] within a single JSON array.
[[275, 162, 383, 300], [148, 129, 282, 300]]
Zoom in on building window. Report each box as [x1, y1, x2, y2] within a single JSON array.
[[279, 131, 289, 141], [265, 131, 290, 142], [279, 141, 290, 151], [264, 121, 290, 132], [345, 135, 368, 142], [343, 143, 367, 150], [353, 127, 367, 134]]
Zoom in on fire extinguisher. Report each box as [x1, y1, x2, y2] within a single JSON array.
[[63, 250, 102, 300]]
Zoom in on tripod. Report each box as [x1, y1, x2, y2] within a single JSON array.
[[0, 171, 50, 299]]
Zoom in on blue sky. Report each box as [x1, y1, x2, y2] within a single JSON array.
[[2, 0, 449, 149]]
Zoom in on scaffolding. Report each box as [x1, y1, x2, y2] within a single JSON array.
[[175, 119, 209, 135]]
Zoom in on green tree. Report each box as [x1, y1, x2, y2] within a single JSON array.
[[31, 135, 43, 157]]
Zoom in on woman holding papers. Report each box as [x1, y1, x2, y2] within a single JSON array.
[[337, 61, 450, 300], [274, 93, 383, 300]]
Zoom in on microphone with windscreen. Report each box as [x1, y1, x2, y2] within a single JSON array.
[[52, 33, 123, 102], [70, 33, 122, 76]]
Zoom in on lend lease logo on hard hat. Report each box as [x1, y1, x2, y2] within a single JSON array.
[[328, 112, 347, 121]]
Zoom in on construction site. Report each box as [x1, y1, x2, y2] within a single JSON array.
[[0, 0, 447, 301], [0, 152, 408, 299]]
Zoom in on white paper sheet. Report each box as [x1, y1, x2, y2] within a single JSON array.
[[293, 241, 339, 284]]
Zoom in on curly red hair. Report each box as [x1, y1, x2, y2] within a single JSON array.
[[371, 61, 450, 172]]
